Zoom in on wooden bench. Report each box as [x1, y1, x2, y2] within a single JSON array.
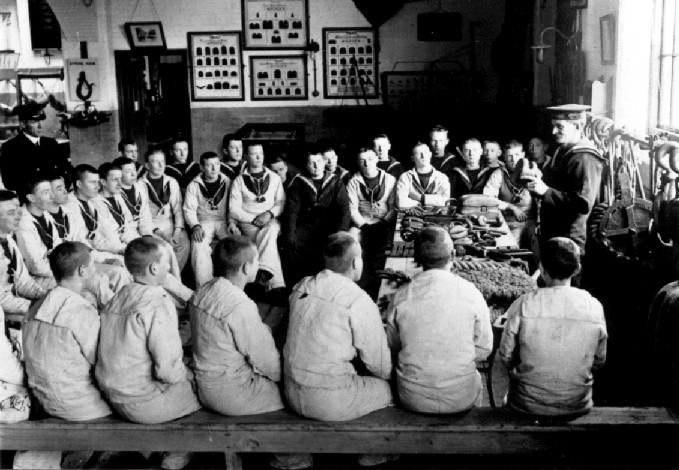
[[1, 407, 677, 469]]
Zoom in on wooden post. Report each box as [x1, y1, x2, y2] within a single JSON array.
[[224, 452, 242, 470]]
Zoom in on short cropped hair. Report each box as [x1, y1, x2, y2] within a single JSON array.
[[172, 137, 188, 147], [112, 156, 136, 169], [462, 137, 482, 147], [504, 140, 523, 151], [213, 236, 256, 277], [124, 237, 164, 277], [49, 241, 91, 282], [483, 139, 500, 147], [411, 141, 430, 152], [269, 154, 289, 166], [199, 151, 220, 165], [222, 133, 241, 149], [26, 175, 51, 196], [0, 189, 17, 203], [540, 237, 581, 280], [98, 162, 121, 180], [145, 147, 165, 162], [74, 164, 98, 182], [430, 125, 448, 135], [358, 146, 376, 155], [117, 138, 136, 152], [414, 226, 452, 269], [373, 133, 389, 141], [323, 232, 359, 273]]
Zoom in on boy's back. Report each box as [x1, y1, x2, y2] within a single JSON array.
[[499, 286, 607, 416], [96, 282, 199, 425]]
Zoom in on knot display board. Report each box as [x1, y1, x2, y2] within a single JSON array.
[[242, 0, 308, 49], [249, 55, 308, 100], [322, 28, 378, 99], [188, 31, 244, 101]]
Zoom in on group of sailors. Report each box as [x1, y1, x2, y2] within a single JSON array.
[[0, 102, 614, 470]]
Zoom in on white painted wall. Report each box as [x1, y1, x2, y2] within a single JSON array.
[[48, 0, 504, 111]]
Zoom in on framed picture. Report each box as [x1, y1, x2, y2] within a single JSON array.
[[569, 0, 587, 8], [249, 55, 307, 100], [242, 0, 309, 49], [322, 27, 378, 99], [600, 14, 616, 65], [187, 31, 244, 101], [124, 22, 166, 50]]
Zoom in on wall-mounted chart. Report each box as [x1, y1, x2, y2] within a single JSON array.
[[242, 0, 308, 50], [322, 27, 378, 99], [188, 31, 244, 101], [250, 55, 307, 101]]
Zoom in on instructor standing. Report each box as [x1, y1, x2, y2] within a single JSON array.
[[0, 102, 72, 193], [526, 105, 604, 283]]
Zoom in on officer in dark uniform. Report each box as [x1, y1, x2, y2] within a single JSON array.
[[526, 104, 605, 285], [0, 101, 72, 195]]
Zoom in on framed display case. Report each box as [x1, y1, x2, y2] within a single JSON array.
[[187, 31, 244, 101], [242, 0, 308, 50], [322, 27, 378, 99], [249, 55, 307, 101]]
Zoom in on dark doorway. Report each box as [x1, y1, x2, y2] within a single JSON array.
[[114, 50, 191, 155]]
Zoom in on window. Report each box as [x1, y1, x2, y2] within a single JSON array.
[[652, 0, 679, 132]]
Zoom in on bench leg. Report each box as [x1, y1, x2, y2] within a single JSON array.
[[224, 452, 242, 470]]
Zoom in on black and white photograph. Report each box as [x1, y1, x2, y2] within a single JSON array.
[[0, 1, 677, 470]]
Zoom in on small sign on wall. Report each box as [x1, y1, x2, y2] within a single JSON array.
[[322, 28, 378, 99], [250, 55, 307, 100], [66, 58, 100, 102], [242, 0, 308, 49], [188, 31, 244, 101]]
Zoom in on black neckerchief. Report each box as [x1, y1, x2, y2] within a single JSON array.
[[417, 170, 433, 192], [105, 197, 126, 228], [199, 176, 227, 210], [221, 161, 243, 180], [0, 236, 17, 285], [243, 170, 270, 203], [145, 176, 171, 208], [359, 172, 386, 204], [51, 207, 70, 239], [120, 185, 141, 218], [78, 199, 98, 238], [30, 211, 54, 250]]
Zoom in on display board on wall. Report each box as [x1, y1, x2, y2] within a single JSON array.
[[382, 71, 473, 111], [322, 28, 378, 99], [66, 58, 100, 102], [242, 0, 308, 49], [249, 55, 307, 100], [187, 31, 244, 101]]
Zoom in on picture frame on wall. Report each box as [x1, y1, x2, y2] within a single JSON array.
[[322, 27, 379, 99], [187, 31, 244, 101], [600, 14, 616, 65], [242, 0, 309, 49], [124, 22, 166, 50], [249, 55, 307, 100]]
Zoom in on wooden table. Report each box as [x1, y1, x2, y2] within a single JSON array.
[[378, 212, 518, 301]]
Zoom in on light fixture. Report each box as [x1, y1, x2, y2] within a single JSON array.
[[42, 48, 52, 66], [531, 27, 580, 63]]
